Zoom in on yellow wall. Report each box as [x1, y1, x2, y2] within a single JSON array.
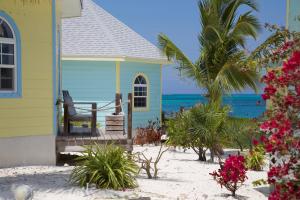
[[0, 1, 54, 137]]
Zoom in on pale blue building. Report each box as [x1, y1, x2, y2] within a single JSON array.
[[62, 0, 168, 128], [287, 0, 300, 31]]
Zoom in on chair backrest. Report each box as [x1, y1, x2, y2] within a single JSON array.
[[62, 90, 77, 116]]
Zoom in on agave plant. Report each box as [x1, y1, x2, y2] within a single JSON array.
[[70, 144, 139, 190], [159, 0, 261, 102]]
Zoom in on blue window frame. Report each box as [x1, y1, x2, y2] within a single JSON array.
[[0, 12, 21, 98]]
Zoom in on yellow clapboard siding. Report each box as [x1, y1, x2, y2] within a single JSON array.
[[0, 1, 54, 137], [0, 99, 52, 107], [0, 110, 51, 119], [0, 125, 53, 138], [0, 117, 51, 129]]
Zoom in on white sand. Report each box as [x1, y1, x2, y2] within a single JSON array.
[[0, 146, 269, 200]]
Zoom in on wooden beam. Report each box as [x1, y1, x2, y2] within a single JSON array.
[[63, 103, 69, 136], [127, 93, 133, 152], [115, 93, 121, 115], [91, 103, 97, 134]]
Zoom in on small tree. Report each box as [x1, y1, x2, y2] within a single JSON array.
[[210, 155, 248, 197], [135, 144, 169, 179], [167, 102, 230, 162], [226, 117, 259, 151]]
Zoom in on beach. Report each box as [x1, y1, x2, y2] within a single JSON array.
[[0, 146, 268, 200]]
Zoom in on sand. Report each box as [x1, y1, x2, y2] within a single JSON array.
[[0, 146, 269, 200]]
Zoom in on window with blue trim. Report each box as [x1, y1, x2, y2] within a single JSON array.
[[0, 17, 16, 92]]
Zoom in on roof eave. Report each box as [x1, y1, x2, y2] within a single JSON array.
[[62, 55, 172, 65]]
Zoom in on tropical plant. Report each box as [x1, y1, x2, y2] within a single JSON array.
[[246, 144, 265, 171], [70, 144, 139, 190], [158, 0, 260, 102], [167, 102, 230, 162], [226, 117, 258, 151], [210, 155, 248, 197]]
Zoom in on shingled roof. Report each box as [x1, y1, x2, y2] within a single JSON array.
[[62, 0, 168, 64]]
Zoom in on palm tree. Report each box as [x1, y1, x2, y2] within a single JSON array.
[[188, 102, 230, 162], [159, 0, 261, 103]]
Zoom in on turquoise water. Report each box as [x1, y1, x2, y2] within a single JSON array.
[[162, 94, 266, 118]]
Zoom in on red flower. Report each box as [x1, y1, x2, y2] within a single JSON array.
[[210, 155, 247, 196], [260, 49, 300, 200], [284, 95, 296, 106], [252, 139, 259, 146]]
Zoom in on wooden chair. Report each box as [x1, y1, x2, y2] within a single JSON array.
[[62, 90, 97, 135]]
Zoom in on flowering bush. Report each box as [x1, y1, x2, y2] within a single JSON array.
[[210, 155, 247, 196], [260, 50, 300, 199]]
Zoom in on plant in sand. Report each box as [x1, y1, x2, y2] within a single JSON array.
[[210, 155, 248, 197], [167, 102, 230, 162], [226, 117, 259, 151], [135, 144, 169, 179], [134, 119, 162, 146], [70, 144, 139, 190], [245, 143, 265, 171]]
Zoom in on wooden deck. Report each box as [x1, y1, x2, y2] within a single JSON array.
[[56, 126, 131, 153]]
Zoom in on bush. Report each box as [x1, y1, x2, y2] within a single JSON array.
[[167, 103, 230, 162], [70, 144, 139, 190], [246, 145, 265, 171], [210, 155, 247, 197], [134, 119, 162, 146], [226, 117, 260, 151]]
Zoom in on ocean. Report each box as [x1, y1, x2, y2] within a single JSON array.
[[162, 94, 266, 119]]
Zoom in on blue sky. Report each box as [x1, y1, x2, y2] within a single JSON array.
[[95, 0, 286, 94]]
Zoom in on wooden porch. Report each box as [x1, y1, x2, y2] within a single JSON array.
[[56, 127, 131, 153], [56, 93, 133, 153]]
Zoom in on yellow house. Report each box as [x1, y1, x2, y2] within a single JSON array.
[[0, 0, 82, 168]]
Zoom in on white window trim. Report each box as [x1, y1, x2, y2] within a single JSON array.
[[0, 17, 17, 93]]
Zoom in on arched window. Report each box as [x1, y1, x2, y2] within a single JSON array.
[[133, 75, 148, 109], [0, 17, 16, 92]]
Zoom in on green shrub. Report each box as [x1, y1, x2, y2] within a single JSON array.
[[246, 145, 265, 171], [70, 144, 139, 190], [226, 117, 259, 151], [167, 103, 230, 162]]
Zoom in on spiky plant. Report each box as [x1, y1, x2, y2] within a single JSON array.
[[70, 144, 139, 190], [159, 0, 261, 102]]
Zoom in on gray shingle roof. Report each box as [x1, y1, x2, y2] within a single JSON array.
[[62, 0, 168, 63]]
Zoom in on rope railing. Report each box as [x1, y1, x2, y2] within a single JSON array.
[[73, 102, 127, 113]]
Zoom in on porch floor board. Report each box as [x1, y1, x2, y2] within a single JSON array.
[[56, 126, 130, 153]]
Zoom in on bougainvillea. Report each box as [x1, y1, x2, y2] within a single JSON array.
[[260, 49, 300, 200], [210, 155, 247, 197]]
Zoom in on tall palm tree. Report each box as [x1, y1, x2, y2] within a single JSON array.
[[159, 0, 261, 102]]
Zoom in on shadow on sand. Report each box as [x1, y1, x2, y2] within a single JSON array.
[[0, 169, 74, 199]]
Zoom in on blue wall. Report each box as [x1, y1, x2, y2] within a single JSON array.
[[62, 60, 116, 126], [62, 60, 162, 128], [288, 0, 300, 31], [120, 62, 161, 128]]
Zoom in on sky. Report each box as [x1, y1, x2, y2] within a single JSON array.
[[94, 0, 286, 94]]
